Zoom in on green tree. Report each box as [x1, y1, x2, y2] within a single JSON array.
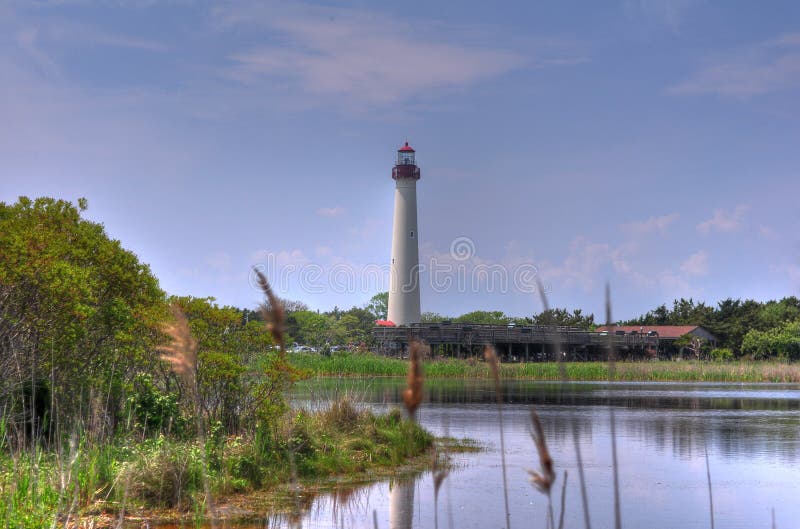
[[741, 321, 800, 360], [454, 311, 510, 325], [366, 292, 389, 320], [286, 310, 333, 347], [532, 308, 595, 328], [171, 296, 293, 433], [0, 196, 166, 443], [336, 307, 375, 345], [421, 312, 448, 323]]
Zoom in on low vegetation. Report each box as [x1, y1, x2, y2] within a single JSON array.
[[0, 197, 434, 527], [291, 352, 800, 382], [0, 399, 432, 526]]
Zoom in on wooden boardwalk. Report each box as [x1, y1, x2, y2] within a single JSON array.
[[372, 322, 659, 361]]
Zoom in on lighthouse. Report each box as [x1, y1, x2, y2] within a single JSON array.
[[387, 141, 421, 325]]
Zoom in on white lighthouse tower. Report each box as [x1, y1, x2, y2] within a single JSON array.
[[387, 142, 421, 325]]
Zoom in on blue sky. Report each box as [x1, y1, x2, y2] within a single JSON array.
[[2, 0, 799, 320]]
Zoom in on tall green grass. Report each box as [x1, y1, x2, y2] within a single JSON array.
[[290, 352, 800, 382], [0, 400, 432, 527]]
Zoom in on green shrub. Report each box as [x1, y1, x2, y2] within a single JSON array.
[[710, 348, 734, 362], [119, 438, 206, 509], [742, 322, 800, 360], [126, 374, 188, 437]]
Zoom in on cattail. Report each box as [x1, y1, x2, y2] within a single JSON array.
[[402, 341, 424, 419], [254, 268, 286, 351], [528, 409, 555, 495], [558, 470, 569, 529], [484, 345, 500, 387], [158, 304, 198, 388], [485, 344, 511, 529]]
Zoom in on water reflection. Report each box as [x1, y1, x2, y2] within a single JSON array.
[[295, 379, 800, 462], [388, 479, 414, 529], [274, 380, 800, 528]]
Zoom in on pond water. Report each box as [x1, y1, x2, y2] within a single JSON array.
[[272, 379, 800, 528]]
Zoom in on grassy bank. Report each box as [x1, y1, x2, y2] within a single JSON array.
[[289, 352, 800, 382], [0, 400, 432, 528]]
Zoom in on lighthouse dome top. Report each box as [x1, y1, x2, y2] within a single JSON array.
[[392, 141, 421, 180]]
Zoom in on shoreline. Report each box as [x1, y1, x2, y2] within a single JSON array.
[[2, 401, 439, 528], [76, 437, 479, 527]]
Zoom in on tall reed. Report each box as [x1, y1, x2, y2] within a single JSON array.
[[484, 345, 512, 529], [605, 283, 622, 529], [402, 341, 425, 421], [158, 303, 214, 522], [528, 409, 556, 529], [538, 276, 591, 529]]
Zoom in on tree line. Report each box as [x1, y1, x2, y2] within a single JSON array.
[[287, 294, 800, 359], [0, 197, 293, 449], [622, 297, 800, 359]]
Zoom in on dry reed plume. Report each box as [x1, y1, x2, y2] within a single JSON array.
[[158, 304, 198, 389], [254, 269, 286, 351], [157, 303, 214, 523], [254, 268, 305, 521], [402, 341, 425, 419], [484, 344, 500, 386], [528, 409, 555, 495], [528, 408, 560, 529]]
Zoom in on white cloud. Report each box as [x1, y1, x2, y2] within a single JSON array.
[[217, 3, 582, 107], [622, 0, 701, 29], [670, 33, 800, 97], [205, 251, 232, 272], [788, 266, 800, 290], [658, 270, 697, 298], [679, 250, 709, 276], [251, 248, 311, 268], [316, 206, 346, 217], [620, 213, 679, 235], [758, 225, 779, 240], [314, 245, 333, 256], [347, 217, 386, 241], [541, 237, 613, 292], [696, 205, 750, 234]]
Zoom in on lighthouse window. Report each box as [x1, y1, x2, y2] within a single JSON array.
[[398, 152, 415, 165], [409, 231, 415, 238]]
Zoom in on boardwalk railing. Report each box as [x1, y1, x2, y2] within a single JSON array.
[[372, 322, 659, 352]]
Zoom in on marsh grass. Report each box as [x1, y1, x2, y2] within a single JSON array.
[[1, 272, 435, 528], [291, 353, 800, 382], [0, 400, 432, 526]]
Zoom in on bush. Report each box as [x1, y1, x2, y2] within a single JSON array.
[[742, 322, 800, 360], [126, 374, 188, 437], [320, 397, 364, 432], [710, 348, 734, 362], [119, 438, 206, 509]]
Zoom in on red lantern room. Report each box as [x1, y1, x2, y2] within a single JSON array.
[[392, 141, 421, 180]]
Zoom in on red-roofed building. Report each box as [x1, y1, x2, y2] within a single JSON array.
[[595, 325, 718, 348]]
